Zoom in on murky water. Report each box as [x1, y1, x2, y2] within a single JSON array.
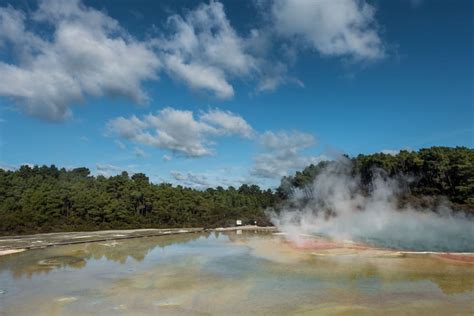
[[0, 231, 472, 315]]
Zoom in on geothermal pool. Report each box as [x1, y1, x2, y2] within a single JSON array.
[[0, 231, 473, 315]]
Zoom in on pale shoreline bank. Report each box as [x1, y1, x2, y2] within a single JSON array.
[[0, 226, 276, 256], [1, 226, 472, 261]]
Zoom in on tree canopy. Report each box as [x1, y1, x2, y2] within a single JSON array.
[[277, 146, 474, 209], [0, 166, 275, 235], [1, 146, 472, 235]]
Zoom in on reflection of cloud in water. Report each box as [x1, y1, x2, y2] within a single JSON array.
[[0, 232, 472, 315], [244, 235, 474, 295], [0, 233, 203, 278]]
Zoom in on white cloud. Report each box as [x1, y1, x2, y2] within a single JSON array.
[[252, 152, 328, 179], [95, 163, 123, 177], [0, 0, 160, 121], [271, 0, 385, 60], [133, 147, 149, 158], [162, 154, 172, 162], [170, 171, 210, 188], [0, 162, 19, 171], [107, 107, 253, 157], [251, 131, 328, 179], [169, 166, 252, 189], [170, 171, 187, 181], [0, 0, 388, 121], [259, 130, 315, 151], [155, 1, 256, 99], [381, 149, 400, 156], [256, 61, 289, 92], [0, 162, 44, 171], [200, 109, 254, 138]]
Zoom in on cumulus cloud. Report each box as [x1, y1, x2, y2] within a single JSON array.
[[154, 1, 256, 99], [0, 0, 387, 121], [0, 0, 160, 121], [200, 109, 254, 138], [255, 62, 303, 93], [169, 166, 252, 189], [95, 163, 123, 177], [381, 149, 400, 156], [170, 171, 187, 181], [0, 0, 263, 117], [0, 162, 22, 171], [251, 131, 328, 179], [107, 107, 253, 157], [153, 0, 386, 97], [259, 130, 315, 151], [170, 171, 210, 188], [252, 152, 327, 179], [271, 0, 385, 60]]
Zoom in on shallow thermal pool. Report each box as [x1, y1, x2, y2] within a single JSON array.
[[0, 231, 473, 315]]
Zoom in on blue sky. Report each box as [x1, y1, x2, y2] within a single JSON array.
[[0, 0, 472, 188]]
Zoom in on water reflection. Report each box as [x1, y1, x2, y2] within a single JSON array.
[[0, 231, 472, 315], [0, 232, 205, 278], [241, 233, 474, 295]]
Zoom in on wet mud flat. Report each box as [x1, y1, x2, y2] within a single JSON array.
[[0, 228, 204, 255], [0, 226, 276, 255]]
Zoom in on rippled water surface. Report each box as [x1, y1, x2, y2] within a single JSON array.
[[0, 231, 473, 315]]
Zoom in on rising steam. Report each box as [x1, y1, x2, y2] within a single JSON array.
[[269, 158, 474, 252]]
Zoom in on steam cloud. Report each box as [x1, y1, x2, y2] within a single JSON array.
[[269, 158, 474, 252]]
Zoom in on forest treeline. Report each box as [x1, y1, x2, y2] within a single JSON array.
[[277, 146, 474, 210], [0, 146, 472, 235], [0, 167, 275, 235]]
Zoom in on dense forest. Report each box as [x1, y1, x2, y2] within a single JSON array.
[[0, 146, 472, 235], [0, 168, 275, 235], [277, 146, 474, 211]]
